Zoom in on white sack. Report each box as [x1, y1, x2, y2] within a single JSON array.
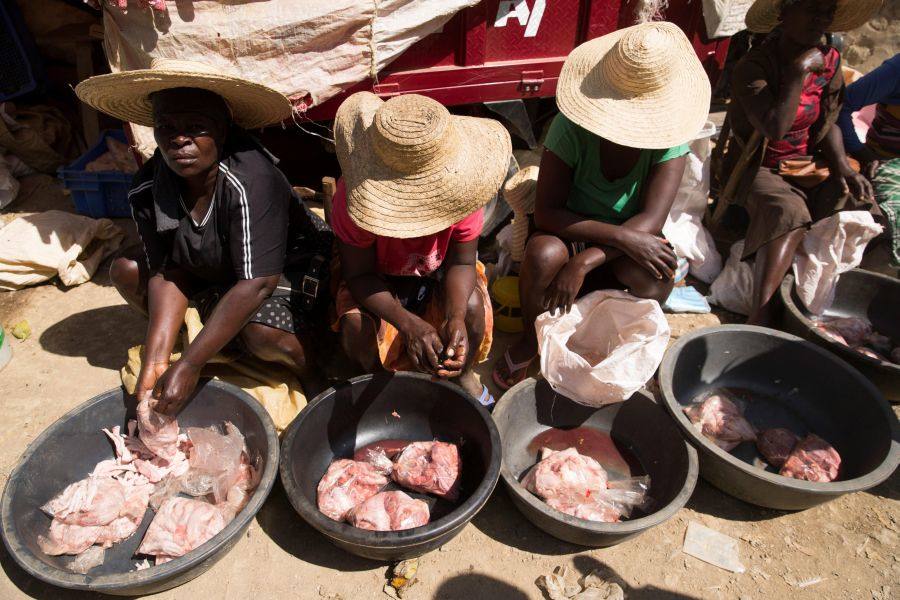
[[0, 210, 125, 290], [536, 290, 670, 408], [662, 121, 723, 283], [702, 0, 754, 38], [707, 240, 754, 316], [792, 211, 882, 315]]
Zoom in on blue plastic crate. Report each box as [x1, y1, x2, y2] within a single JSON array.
[[0, 1, 42, 101], [59, 130, 135, 219]]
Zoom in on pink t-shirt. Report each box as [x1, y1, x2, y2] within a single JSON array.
[[331, 178, 483, 277]]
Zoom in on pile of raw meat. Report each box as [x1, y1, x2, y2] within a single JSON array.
[[37, 397, 259, 572], [317, 440, 460, 532], [683, 391, 841, 482], [814, 316, 899, 364], [522, 448, 650, 523]]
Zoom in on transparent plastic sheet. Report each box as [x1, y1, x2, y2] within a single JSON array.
[[361, 448, 394, 476], [65, 545, 106, 574], [186, 422, 245, 503]]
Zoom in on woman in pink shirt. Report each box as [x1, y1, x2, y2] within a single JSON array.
[[331, 92, 511, 406]]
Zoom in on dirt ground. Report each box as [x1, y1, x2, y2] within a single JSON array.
[[0, 175, 898, 600]]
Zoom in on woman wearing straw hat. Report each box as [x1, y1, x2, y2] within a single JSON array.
[[493, 21, 708, 390], [76, 59, 333, 415], [331, 92, 511, 407], [720, 0, 883, 325]]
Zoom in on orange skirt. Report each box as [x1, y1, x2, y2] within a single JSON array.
[[332, 262, 493, 372]]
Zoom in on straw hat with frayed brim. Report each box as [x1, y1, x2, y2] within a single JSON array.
[[334, 92, 512, 239], [556, 21, 711, 150], [745, 0, 883, 34], [75, 58, 292, 129]]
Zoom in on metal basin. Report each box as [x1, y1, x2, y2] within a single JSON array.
[[279, 372, 501, 562], [1, 380, 279, 595], [659, 325, 899, 510], [781, 269, 900, 402], [493, 379, 698, 547]]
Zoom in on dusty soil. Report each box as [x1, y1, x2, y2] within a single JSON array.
[[0, 176, 897, 600]]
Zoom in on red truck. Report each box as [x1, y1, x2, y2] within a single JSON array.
[[303, 0, 729, 120]]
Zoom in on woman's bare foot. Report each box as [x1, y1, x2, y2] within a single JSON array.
[[492, 339, 537, 390]]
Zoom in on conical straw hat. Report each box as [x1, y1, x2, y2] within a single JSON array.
[[75, 58, 291, 129], [556, 22, 711, 149], [334, 92, 512, 239], [745, 0, 883, 34]]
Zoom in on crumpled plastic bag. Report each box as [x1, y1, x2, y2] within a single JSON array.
[[793, 211, 883, 315], [536, 290, 670, 407], [707, 240, 754, 316], [662, 121, 723, 283], [187, 422, 246, 503]]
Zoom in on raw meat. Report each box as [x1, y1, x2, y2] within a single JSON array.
[[316, 459, 388, 522], [41, 474, 126, 527], [136, 397, 180, 460], [865, 331, 893, 355], [780, 434, 841, 482], [756, 428, 800, 468], [817, 317, 871, 346], [892, 348, 900, 364], [683, 393, 757, 452], [522, 448, 648, 523], [392, 441, 461, 501], [348, 491, 430, 531], [137, 497, 228, 562]]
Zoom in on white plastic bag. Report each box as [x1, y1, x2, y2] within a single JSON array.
[[707, 240, 754, 316], [536, 290, 671, 407], [793, 211, 883, 315], [662, 121, 723, 283]]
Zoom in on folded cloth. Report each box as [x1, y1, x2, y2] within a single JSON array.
[[121, 307, 306, 432], [0, 210, 124, 291], [663, 286, 712, 314]]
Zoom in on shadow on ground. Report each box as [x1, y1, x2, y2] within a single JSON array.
[[40, 305, 146, 371], [254, 480, 380, 572], [434, 573, 530, 599], [0, 545, 109, 600], [685, 480, 785, 523]]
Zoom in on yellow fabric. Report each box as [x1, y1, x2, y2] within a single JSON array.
[[121, 307, 306, 433]]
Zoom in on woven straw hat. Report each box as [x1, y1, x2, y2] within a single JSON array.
[[556, 22, 711, 149], [503, 166, 539, 262], [334, 92, 512, 238], [75, 58, 292, 129], [745, 0, 883, 34]]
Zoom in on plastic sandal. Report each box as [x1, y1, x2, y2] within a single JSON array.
[[491, 348, 536, 392], [477, 385, 496, 412]]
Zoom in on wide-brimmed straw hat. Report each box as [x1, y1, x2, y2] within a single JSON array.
[[745, 0, 883, 34], [334, 92, 512, 239], [556, 21, 711, 149], [75, 58, 292, 129]]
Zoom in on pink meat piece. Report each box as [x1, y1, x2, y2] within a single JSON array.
[[683, 394, 757, 452], [756, 428, 800, 468], [348, 491, 430, 531], [42, 475, 126, 527], [317, 459, 388, 522], [522, 448, 610, 515], [780, 434, 841, 482], [38, 520, 104, 556], [865, 331, 893, 355], [818, 317, 871, 346], [391, 442, 461, 501], [103, 426, 133, 464], [138, 497, 228, 561], [853, 346, 886, 361], [137, 397, 180, 460]]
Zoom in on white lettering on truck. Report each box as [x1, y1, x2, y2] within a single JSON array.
[[494, 0, 546, 38]]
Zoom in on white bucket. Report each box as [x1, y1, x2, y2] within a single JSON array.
[[0, 327, 11, 372]]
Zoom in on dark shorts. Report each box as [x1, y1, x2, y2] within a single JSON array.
[[743, 168, 883, 260], [193, 271, 323, 335]]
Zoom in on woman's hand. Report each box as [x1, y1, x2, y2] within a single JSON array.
[[437, 317, 468, 379], [544, 257, 589, 315], [790, 48, 826, 76], [135, 360, 169, 400], [401, 317, 444, 375], [152, 360, 202, 415], [615, 229, 677, 280], [836, 163, 875, 202]]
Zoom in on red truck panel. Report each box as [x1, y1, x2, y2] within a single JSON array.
[[302, 0, 727, 121]]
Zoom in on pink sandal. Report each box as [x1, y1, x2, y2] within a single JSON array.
[[492, 348, 537, 392]]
